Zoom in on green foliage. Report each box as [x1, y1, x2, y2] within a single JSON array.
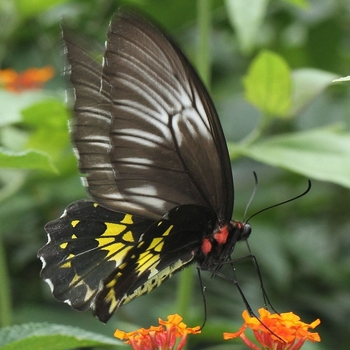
[[225, 0, 269, 54], [230, 128, 350, 187], [0, 323, 120, 349], [0, 148, 56, 172], [243, 50, 291, 117], [0, 0, 349, 349]]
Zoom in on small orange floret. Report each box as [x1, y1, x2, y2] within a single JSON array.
[[114, 314, 201, 350], [223, 308, 321, 350], [0, 66, 55, 92]]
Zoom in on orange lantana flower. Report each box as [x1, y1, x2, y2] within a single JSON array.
[[224, 308, 321, 350], [0, 66, 55, 92], [114, 314, 201, 350]]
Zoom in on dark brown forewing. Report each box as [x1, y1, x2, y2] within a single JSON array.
[[103, 10, 233, 222], [65, 9, 233, 222]]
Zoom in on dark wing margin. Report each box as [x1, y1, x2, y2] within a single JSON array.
[[64, 8, 233, 222]]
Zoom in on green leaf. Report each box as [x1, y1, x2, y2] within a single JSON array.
[[0, 148, 56, 172], [0, 323, 120, 349], [225, 0, 269, 54], [22, 100, 71, 160], [243, 50, 291, 118], [0, 91, 57, 127], [288, 68, 339, 116], [230, 128, 350, 187]]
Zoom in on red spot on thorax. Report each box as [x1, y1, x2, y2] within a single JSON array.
[[214, 226, 229, 244], [201, 238, 212, 255]]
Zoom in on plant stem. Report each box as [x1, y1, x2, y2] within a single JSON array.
[[0, 237, 12, 326], [196, 0, 212, 87]]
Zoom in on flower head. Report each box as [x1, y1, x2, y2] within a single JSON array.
[[224, 308, 321, 350], [0, 66, 55, 92], [114, 314, 201, 350]]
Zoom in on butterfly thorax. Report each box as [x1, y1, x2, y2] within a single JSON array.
[[198, 220, 252, 271]]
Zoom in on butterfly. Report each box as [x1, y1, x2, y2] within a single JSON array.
[[38, 9, 252, 323]]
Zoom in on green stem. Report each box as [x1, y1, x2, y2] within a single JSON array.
[[0, 237, 12, 326], [196, 0, 212, 86], [176, 0, 212, 326], [239, 113, 268, 147]]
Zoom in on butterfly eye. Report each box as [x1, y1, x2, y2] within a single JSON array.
[[242, 223, 252, 240]]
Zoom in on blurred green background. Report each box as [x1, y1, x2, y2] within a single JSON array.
[[1, 0, 350, 349]]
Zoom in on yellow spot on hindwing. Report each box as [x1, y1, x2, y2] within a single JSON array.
[[59, 253, 75, 268], [69, 273, 82, 286], [71, 220, 79, 227], [104, 223, 126, 236], [149, 237, 163, 250], [121, 255, 195, 306], [136, 251, 160, 275], [106, 279, 116, 288], [122, 231, 134, 242], [120, 214, 133, 224], [105, 287, 118, 314], [154, 241, 164, 252], [119, 262, 127, 270], [60, 261, 71, 268], [133, 225, 174, 276], [162, 225, 173, 236], [93, 203, 98, 207], [91, 222, 138, 265], [59, 242, 68, 249]]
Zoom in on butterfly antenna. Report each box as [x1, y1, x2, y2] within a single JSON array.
[[246, 179, 312, 223], [243, 172, 258, 222]]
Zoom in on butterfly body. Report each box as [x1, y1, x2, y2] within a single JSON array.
[[38, 9, 251, 323]]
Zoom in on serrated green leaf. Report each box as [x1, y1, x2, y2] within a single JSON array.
[[0, 323, 121, 349], [0, 148, 56, 172], [230, 128, 350, 187], [288, 68, 339, 116], [225, 0, 269, 54], [243, 50, 291, 118]]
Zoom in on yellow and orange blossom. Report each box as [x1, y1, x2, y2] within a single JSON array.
[[0, 66, 54, 92], [224, 308, 321, 350], [115, 314, 201, 350]]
